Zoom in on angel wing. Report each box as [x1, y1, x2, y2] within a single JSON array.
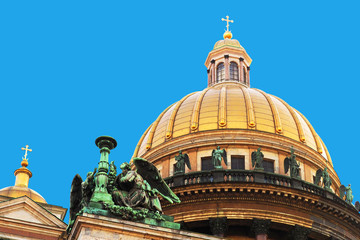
[[211, 149, 215, 162], [133, 157, 180, 203], [355, 201, 360, 212], [222, 149, 227, 165], [313, 169, 323, 185], [339, 185, 346, 200], [284, 157, 290, 174], [184, 154, 191, 170], [70, 174, 83, 223], [251, 151, 256, 168]]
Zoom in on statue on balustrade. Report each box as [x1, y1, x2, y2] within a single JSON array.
[[313, 167, 332, 191], [251, 148, 264, 170], [211, 146, 227, 169], [340, 184, 354, 204], [284, 147, 301, 179], [174, 150, 191, 174]]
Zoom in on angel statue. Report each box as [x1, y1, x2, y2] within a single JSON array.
[[211, 146, 227, 169], [111, 158, 180, 213], [251, 148, 264, 170], [174, 150, 191, 174], [69, 168, 97, 227], [313, 167, 332, 191], [340, 184, 354, 204], [107, 161, 117, 193], [284, 147, 301, 179]]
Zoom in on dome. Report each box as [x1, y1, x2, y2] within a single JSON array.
[[0, 145, 47, 204], [134, 82, 331, 166], [213, 38, 243, 50], [0, 186, 47, 203], [129, 18, 356, 239]]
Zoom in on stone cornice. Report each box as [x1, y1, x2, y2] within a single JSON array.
[[161, 179, 360, 239]]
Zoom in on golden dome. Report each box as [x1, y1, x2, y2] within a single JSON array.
[[0, 145, 47, 204], [133, 82, 331, 166], [0, 186, 46, 203], [213, 38, 244, 50]]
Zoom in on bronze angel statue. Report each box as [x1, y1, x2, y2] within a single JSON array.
[[112, 158, 180, 213], [174, 150, 191, 174], [69, 168, 97, 226], [340, 184, 354, 204], [211, 146, 227, 169], [284, 147, 301, 179], [251, 148, 264, 170], [313, 167, 332, 191], [69, 158, 180, 228]]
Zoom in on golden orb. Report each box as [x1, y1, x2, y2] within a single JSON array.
[[223, 30, 232, 39]]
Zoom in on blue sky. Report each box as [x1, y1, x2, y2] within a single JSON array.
[[0, 1, 359, 223]]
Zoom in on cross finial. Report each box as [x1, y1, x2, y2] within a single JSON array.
[[21, 145, 32, 161], [221, 15, 233, 32]]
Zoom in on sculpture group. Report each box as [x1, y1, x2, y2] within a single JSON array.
[[68, 136, 180, 231]]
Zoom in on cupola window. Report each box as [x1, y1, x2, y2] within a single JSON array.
[[230, 62, 239, 80], [216, 63, 225, 82]]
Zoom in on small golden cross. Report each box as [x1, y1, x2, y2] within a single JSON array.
[[221, 15, 234, 32], [21, 145, 32, 161]]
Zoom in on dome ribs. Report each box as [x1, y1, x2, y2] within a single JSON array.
[[272, 95, 306, 142], [191, 88, 210, 131], [218, 86, 227, 127], [319, 137, 333, 166], [238, 86, 256, 128], [132, 123, 153, 158], [166, 92, 196, 139], [255, 89, 282, 134], [146, 104, 175, 150], [294, 108, 324, 154]]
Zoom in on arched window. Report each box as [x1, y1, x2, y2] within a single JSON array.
[[216, 63, 225, 82], [230, 62, 239, 80], [243, 67, 247, 84]]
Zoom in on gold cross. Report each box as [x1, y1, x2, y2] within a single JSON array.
[[221, 15, 234, 32], [21, 145, 32, 161]]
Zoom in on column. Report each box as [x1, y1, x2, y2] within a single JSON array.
[[207, 69, 211, 86], [251, 218, 271, 240], [290, 225, 311, 240], [211, 59, 216, 84], [239, 58, 244, 83], [247, 66, 251, 86], [209, 217, 228, 237], [224, 55, 230, 81]]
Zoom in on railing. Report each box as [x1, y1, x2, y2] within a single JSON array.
[[164, 169, 353, 207]]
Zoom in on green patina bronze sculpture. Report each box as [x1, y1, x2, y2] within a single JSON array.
[[251, 148, 264, 170], [284, 147, 301, 179], [107, 161, 117, 193], [211, 146, 227, 169], [313, 167, 332, 191], [174, 150, 191, 174], [340, 184, 354, 204], [68, 136, 181, 232]]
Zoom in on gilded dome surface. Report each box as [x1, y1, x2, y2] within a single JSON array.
[[213, 39, 243, 50], [0, 186, 47, 203], [134, 82, 331, 165]]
